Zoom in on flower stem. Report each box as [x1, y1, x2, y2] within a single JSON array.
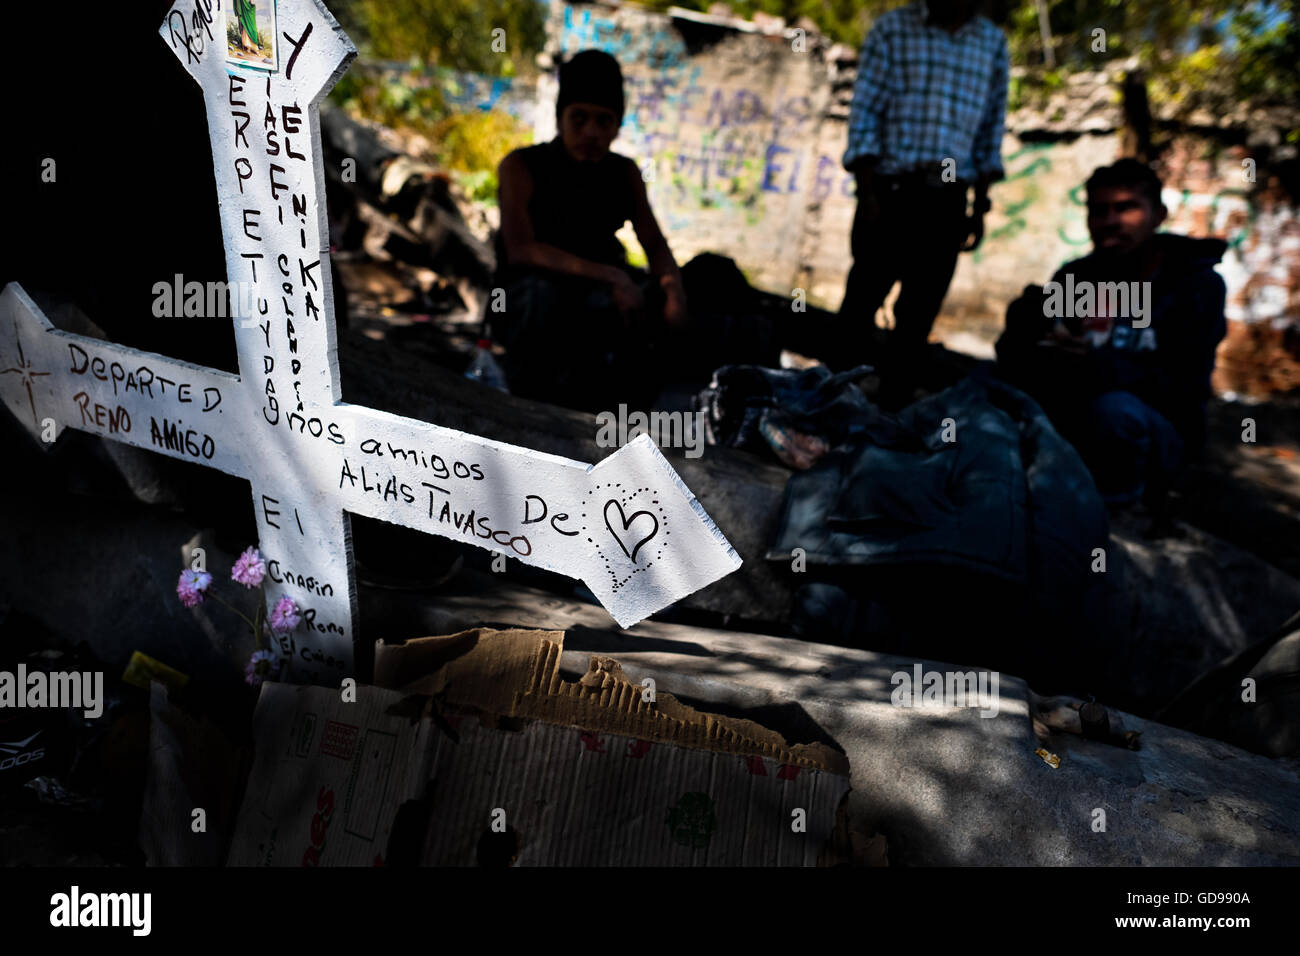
[[207, 591, 259, 636]]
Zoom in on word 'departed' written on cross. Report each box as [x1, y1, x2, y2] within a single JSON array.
[[0, 0, 740, 685]]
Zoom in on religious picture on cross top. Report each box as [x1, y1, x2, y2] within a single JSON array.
[[226, 0, 279, 71]]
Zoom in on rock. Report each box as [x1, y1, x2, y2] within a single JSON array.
[[394, 576, 1300, 865], [1097, 511, 1300, 713], [1158, 612, 1300, 758], [796, 16, 820, 36], [826, 43, 857, 64], [321, 107, 495, 297]]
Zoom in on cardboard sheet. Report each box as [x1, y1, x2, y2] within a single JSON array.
[[227, 683, 432, 866], [230, 628, 851, 865]]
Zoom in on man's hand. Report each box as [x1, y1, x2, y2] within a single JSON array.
[[960, 211, 985, 252], [1047, 320, 1088, 353], [962, 185, 993, 252], [610, 270, 645, 320], [661, 276, 688, 328]]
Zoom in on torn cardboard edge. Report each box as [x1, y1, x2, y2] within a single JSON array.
[[374, 627, 851, 776]]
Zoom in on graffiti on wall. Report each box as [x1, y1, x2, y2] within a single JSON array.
[[974, 142, 1054, 257], [542, 3, 1299, 329], [619, 74, 855, 222], [554, 8, 853, 208], [560, 5, 689, 70], [359, 61, 535, 119]]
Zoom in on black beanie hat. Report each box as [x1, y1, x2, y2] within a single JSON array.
[[556, 49, 625, 122]]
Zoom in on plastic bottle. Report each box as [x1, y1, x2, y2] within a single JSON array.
[[465, 339, 509, 393]]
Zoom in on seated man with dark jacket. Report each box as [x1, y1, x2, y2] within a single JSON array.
[[490, 50, 687, 412], [997, 159, 1227, 516]]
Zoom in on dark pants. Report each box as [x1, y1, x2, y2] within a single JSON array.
[[836, 173, 969, 391], [1085, 390, 1185, 505], [997, 338, 1192, 507], [491, 266, 669, 413]]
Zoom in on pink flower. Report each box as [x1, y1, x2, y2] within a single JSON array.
[[245, 650, 281, 687], [269, 595, 301, 633], [177, 570, 213, 608], [231, 547, 266, 588]]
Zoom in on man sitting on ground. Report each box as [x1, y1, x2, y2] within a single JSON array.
[[492, 49, 687, 412], [997, 159, 1227, 524]]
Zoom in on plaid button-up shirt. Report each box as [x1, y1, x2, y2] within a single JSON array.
[[842, 0, 1009, 182]]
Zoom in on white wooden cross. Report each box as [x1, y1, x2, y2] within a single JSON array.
[[0, 0, 739, 685]]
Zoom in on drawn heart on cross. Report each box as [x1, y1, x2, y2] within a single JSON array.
[[604, 499, 659, 564], [581, 483, 670, 592]]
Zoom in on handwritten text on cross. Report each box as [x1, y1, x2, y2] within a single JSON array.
[[0, 0, 740, 684]]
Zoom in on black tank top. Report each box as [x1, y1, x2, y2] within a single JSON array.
[[497, 136, 635, 279]]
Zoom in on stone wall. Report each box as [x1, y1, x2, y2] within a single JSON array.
[[536, 2, 849, 300]]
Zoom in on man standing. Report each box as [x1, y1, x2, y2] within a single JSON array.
[[235, 0, 261, 55], [837, 0, 1009, 404]]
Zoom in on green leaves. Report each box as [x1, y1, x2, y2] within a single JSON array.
[[328, 0, 1297, 141], [336, 0, 546, 75]]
